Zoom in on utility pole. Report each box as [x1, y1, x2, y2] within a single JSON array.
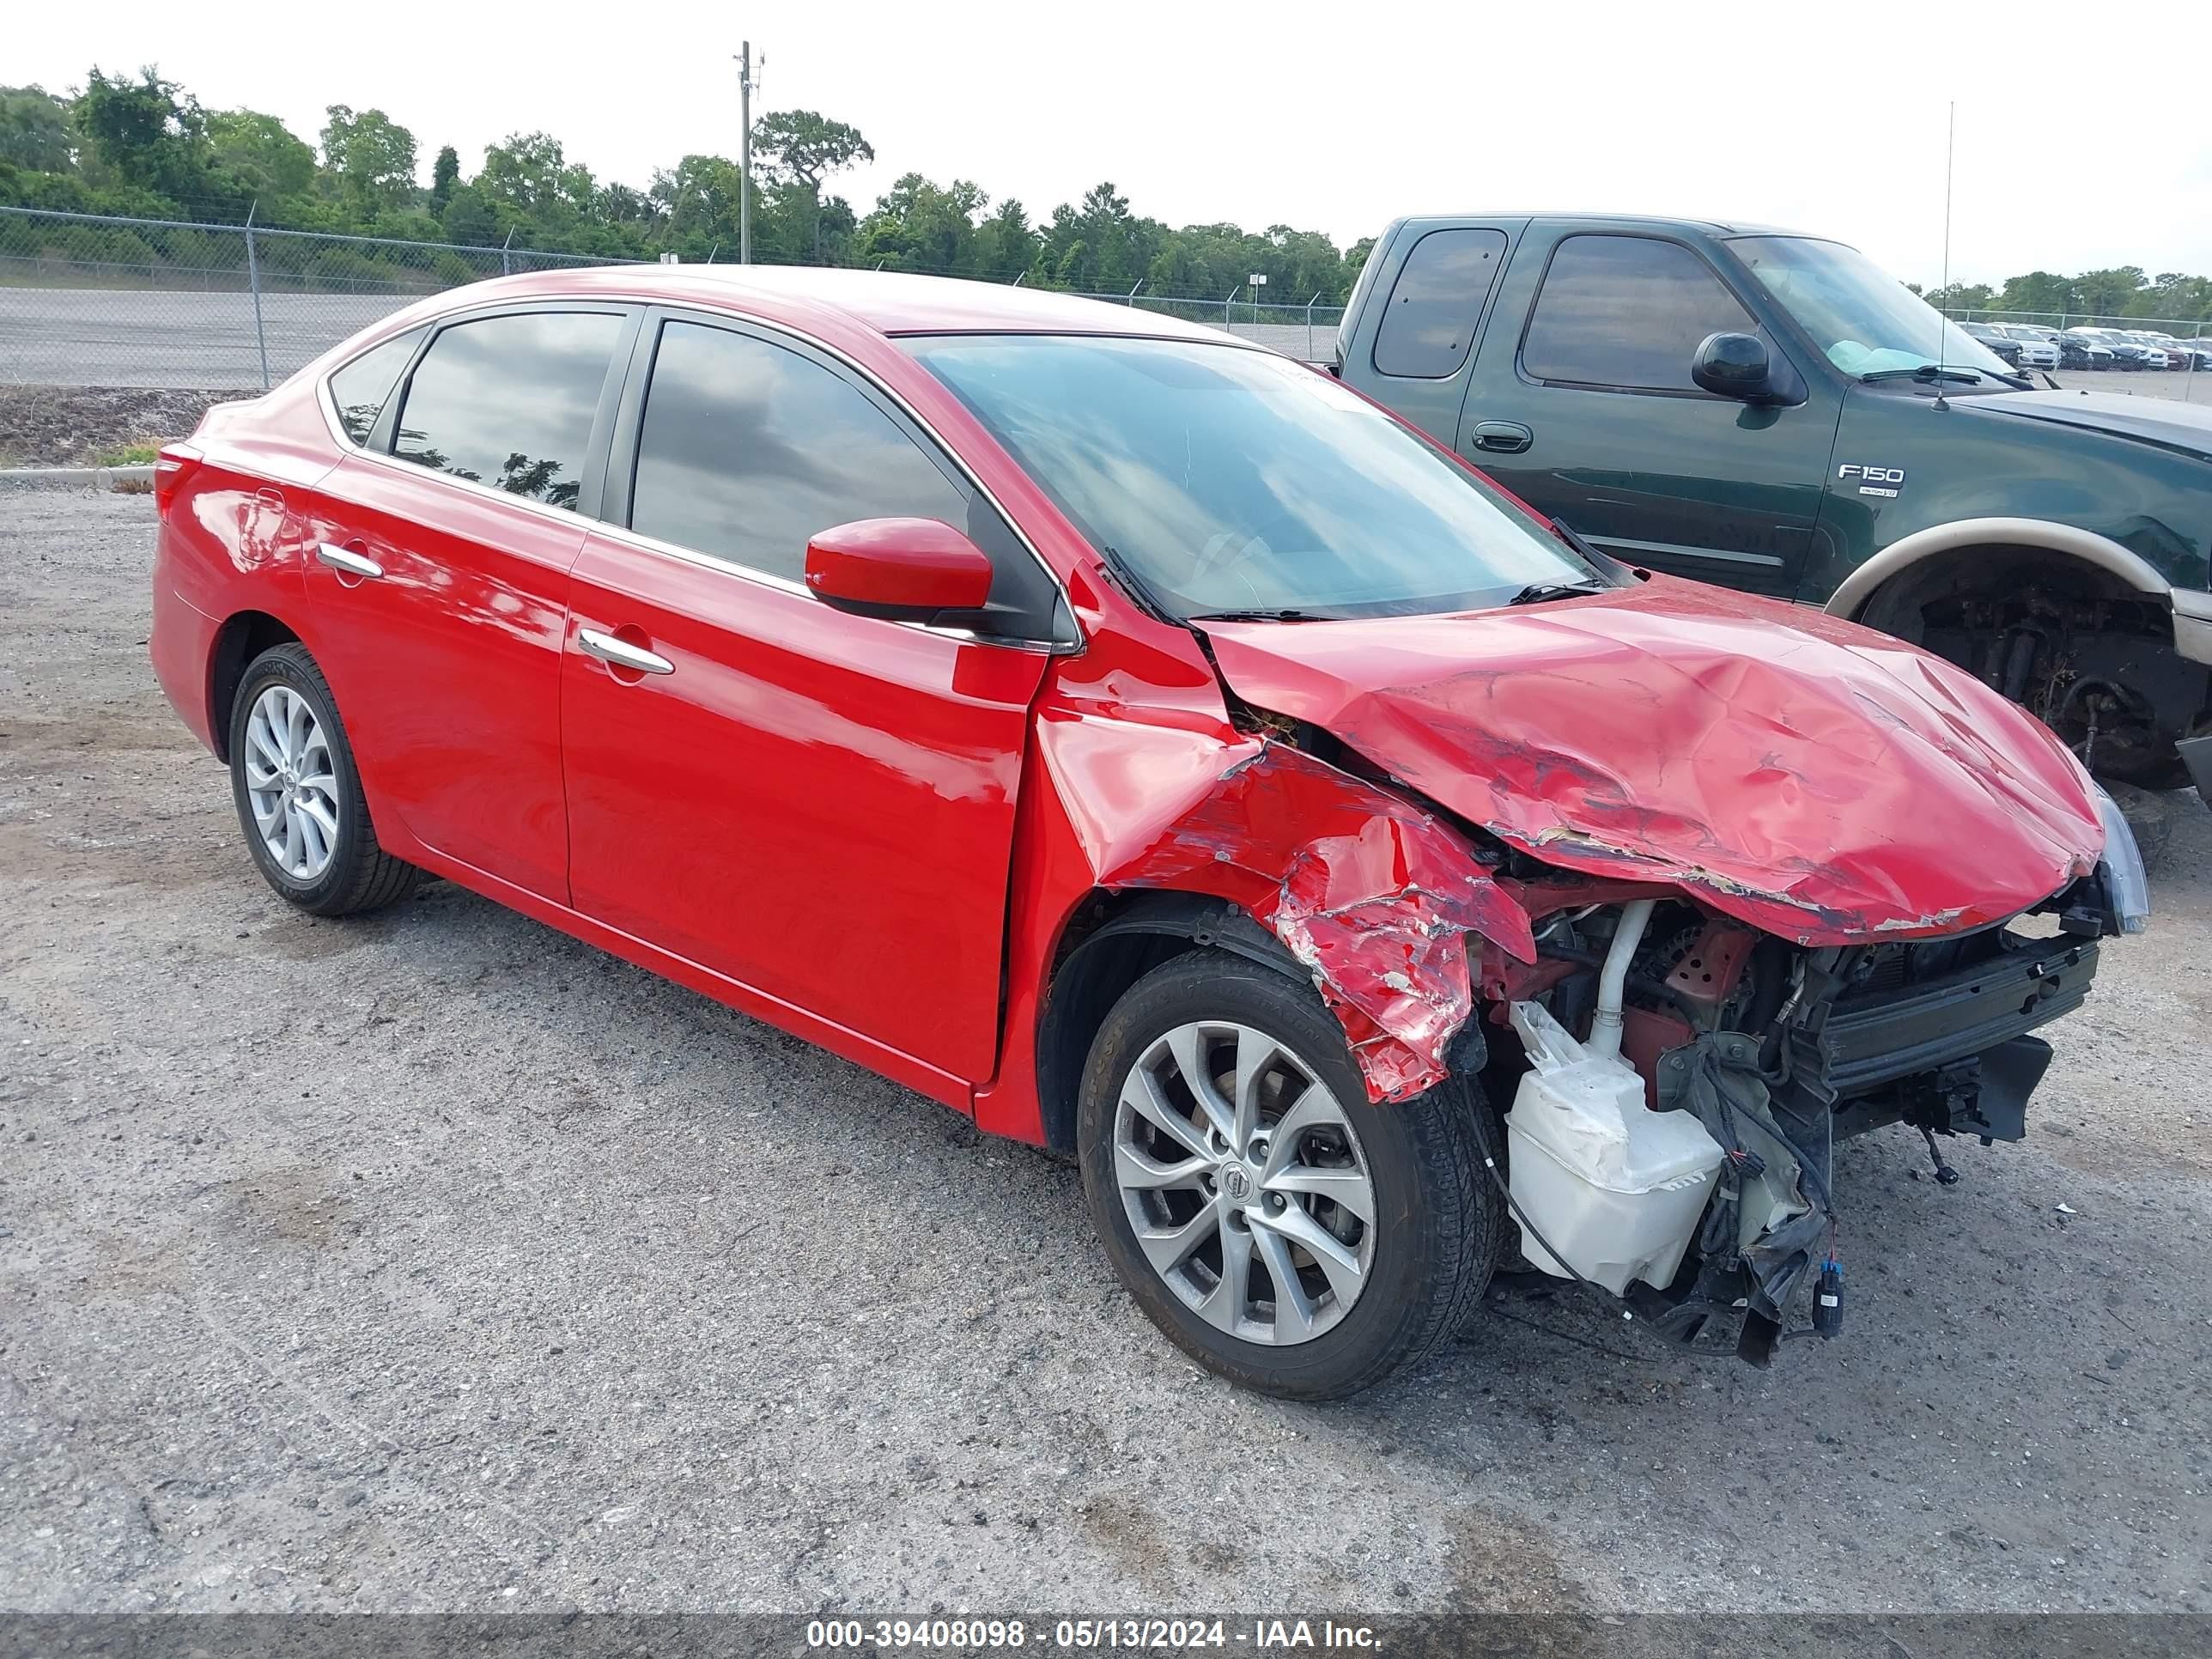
[[736, 42, 756, 264]]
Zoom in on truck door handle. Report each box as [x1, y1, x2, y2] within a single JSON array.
[[315, 541, 384, 580], [578, 628, 674, 677], [1471, 421, 1534, 454]]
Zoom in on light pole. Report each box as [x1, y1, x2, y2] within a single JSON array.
[[735, 42, 756, 265]]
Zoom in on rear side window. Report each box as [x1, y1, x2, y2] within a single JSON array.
[[629, 320, 969, 584], [1521, 234, 1756, 392], [326, 328, 422, 447], [392, 312, 623, 508], [1372, 228, 1507, 379]]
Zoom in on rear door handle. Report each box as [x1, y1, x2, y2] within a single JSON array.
[[1470, 421, 1534, 454], [578, 628, 674, 677], [316, 542, 384, 580]]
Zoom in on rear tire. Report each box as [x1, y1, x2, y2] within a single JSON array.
[[228, 642, 419, 917], [1078, 950, 1497, 1401]]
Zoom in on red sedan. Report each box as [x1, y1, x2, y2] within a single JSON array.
[[151, 268, 2143, 1397]]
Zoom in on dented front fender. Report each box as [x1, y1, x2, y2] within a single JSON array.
[[1041, 714, 1534, 1103]]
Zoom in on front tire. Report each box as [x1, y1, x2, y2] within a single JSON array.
[[228, 642, 419, 917], [1078, 950, 1498, 1401]]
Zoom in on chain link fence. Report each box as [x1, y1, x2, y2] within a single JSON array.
[[1, 205, 1347, 391]]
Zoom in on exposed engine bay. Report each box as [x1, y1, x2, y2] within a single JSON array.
[[1476, 868, 2133, 1368]]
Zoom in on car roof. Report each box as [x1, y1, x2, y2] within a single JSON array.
[[426, 262, 1248, 345], [1389, 211, 1820, 240]]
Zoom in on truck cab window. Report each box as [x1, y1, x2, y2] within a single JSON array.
[[1521, 234, 1755, 392], [1372, 228, 1508, 379]]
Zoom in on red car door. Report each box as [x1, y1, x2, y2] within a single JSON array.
[[302, 307, 633, 901], [560, 314, 1066, 1090]]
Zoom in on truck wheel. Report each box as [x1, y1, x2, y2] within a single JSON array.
[[228, 642, 420, 917], [1077, 949, 1498, 1401]]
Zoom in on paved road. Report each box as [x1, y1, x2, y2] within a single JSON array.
[[1, 288, 418, 391], [1, 286, 1336, 388], [3, 492, 2209, 1616]]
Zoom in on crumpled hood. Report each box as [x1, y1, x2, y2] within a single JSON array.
[[1200, 576, 2105, 944]]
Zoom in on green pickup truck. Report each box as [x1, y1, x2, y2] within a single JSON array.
[[1332, 215, 2212, 807]]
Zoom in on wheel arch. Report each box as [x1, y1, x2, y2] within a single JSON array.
[[206, 611, 305, 763], [1826, 517, 2172, 625], [1033, 889, 1308, 1157]]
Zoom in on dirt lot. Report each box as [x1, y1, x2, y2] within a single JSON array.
[[0, 386, 244, 469], [3, 491, 2209, 1616]]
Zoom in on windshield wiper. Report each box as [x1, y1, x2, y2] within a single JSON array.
[[1859, 363, 2002, 386], [1508, 580, 1607, 606], [1188, 608, 1312, 623]]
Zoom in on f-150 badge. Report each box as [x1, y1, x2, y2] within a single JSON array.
[[1838, 464, 1905, 498]]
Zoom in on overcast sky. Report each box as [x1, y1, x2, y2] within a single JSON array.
[[16, 0, 2212, 289]]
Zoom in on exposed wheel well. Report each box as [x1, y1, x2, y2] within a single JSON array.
[[1852, 543, 2162, 641], [1033, 890, 1305, 1156], [208, 611, 301, 763], [1854, 543, 2206, 787]]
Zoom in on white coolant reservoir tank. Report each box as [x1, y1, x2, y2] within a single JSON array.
[[1504, 1000, 1725, 1295]]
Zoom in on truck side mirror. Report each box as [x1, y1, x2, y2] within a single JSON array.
[[1692, 331, 1778, 401]]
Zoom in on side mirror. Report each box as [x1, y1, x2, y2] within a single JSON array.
[[803, 518, 994, 621], [1691, 331, 1778, 401]]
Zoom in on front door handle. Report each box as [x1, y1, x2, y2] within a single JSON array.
[[578, 628, 674, 677], [316, 542, 384, 580], [1470, 420, 1534, 454]]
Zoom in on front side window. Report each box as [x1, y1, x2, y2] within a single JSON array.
[[905, 334, 1598, 622], [326, 328, 423, 447], [628, 319, 969, 585], [1371, 228, 1507, 379], [392, 311, 623, 508], [1522, 234, 1758, 392]]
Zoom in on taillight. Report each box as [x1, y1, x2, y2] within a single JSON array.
[[153, 444, 202, 514]]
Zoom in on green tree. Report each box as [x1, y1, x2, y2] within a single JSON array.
[[320, 105, 417, 215], [0, 85, 75, 172], [75, 66, 226, 205], [750, 109, 872, 258], [206, 109, 315, 199], [477, 131, 596, 229], [438, 183, 498, 246], [857, 173, 988, 275], [428, 144, 459, 211]]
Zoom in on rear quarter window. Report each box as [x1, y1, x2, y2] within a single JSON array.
[[326, 328, 424, 447], [1371, 228, 1508, 380]]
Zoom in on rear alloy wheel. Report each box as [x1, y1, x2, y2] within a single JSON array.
[[1079, 951, 1497, 1400], [228, 642, 420, 917]]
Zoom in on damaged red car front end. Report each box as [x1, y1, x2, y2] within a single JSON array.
[[916, 329, 2147, 1382]]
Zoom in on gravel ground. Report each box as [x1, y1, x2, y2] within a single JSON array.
[[3, 492, 2209, 1617]]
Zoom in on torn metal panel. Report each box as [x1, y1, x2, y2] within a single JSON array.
[[1198, 575, 2108, 945], [1041, 716, 1534, 1103]]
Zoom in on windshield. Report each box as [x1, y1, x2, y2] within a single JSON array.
[[1729, 235, 2014, 380], [903, 335, 1599, 620]]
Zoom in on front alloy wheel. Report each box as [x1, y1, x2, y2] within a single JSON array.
[[1079, 950, 1498, 1401], [1113, 1020, 1376, 1345]]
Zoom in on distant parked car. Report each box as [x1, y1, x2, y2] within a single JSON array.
[[2120, 331, 2172, 369], [1960, 321, 2025, 368], [1993, 324, 2059, 370], [2166, 338, 2212, 370], [2074, 328, 2151, 369], [2056, 329, 2113, 370]]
